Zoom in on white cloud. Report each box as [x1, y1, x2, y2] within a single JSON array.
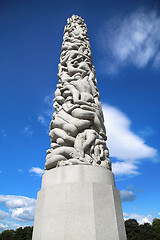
[[123, 212, 129, 218], [112, 161, 139, 176], [98, 10, 160, 73], [102, 104, 157, 176], [29, 167, 44, 176], [0, 210, 10, 220], [0, 195, 36, 222], [10, 206, 35, 222], [0, 220, 28, 231], [0, 223, 8, 232], [103, 104, 157, 161], [120, 190, 136, 202], [123, 212, 129, 221], [126, 213, 153, 224]]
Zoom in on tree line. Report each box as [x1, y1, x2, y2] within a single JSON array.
[[125, 218, 160, 240], [0, 218, 160, 240]]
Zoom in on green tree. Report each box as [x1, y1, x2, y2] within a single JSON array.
[[13, 227, 24, 240], [0, 226, 33, 240], [13, 226, 33, 240], [125, 219, 154, 240], [23, 226, 33, 240], [125, 219, 140, 240], [0, 229, 15, 240], [139, 223, 154, 240], [152, 218, 160, 240]]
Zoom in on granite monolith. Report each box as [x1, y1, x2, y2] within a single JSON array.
[[32, 15, 127, 240]]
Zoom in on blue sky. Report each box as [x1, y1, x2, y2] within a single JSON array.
[[0, 0, 160, 231]]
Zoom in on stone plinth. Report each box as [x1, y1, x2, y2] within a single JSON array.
[[32, 165, 127, 240]]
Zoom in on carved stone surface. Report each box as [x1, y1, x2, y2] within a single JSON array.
[[32, 166, 127, 240], [32, 15, 127, 240], [45, 15, 111, 170]]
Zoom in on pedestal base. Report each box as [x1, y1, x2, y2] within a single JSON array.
[[32, 165, 126, 240]]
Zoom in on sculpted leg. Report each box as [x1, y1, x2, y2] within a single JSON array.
[[50, 117, 78, 137], [45, 154, 66, 170], [71, 108, 104, 134], [49, 128, 75, 146], [71, 108, 95, 120], [58, 110, 91, 131], [45, 146, 76, 169], [74, 129, 97, 159]]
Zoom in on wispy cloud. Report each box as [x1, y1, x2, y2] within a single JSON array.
[[29, 167, 44, 176], [43, 95, 53, 106], [120, 190, 136, 202], [0, 129, 7, 140], [0, 220, 29, 232], [98, 9, 160, 74], [0, 220, 31, 232], [38, 114, 48, 126], [151, 211, 156, 214], [135, 188, 144, 193], [103, 104, 158, 176], [5, 221, 21, 229], [23, 125, 33, 137], [0, 195, 36, 222], [38, 93, 54, 130], [126, 184, 134, 190], [0, 210, 10, 220], [137, 126, 154, 139], [125, 185, 144, 193]]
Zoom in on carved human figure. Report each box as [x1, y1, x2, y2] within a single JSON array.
[[45, 15, 111, 170], [74, 129, 97, 159]]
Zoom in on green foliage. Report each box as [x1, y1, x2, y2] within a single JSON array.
[[125, 219, 140, 240], [125, 219, 154, 240], [0, 229, 15, 240], [139, 223, 154, 240], [152, 218, 160, 240], [0, 226, 33, 240]]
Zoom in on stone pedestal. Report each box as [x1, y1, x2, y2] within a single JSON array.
[[32, 165, 127, 240]]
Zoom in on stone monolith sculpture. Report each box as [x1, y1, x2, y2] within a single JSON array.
[[32, 15, 127, 240]]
